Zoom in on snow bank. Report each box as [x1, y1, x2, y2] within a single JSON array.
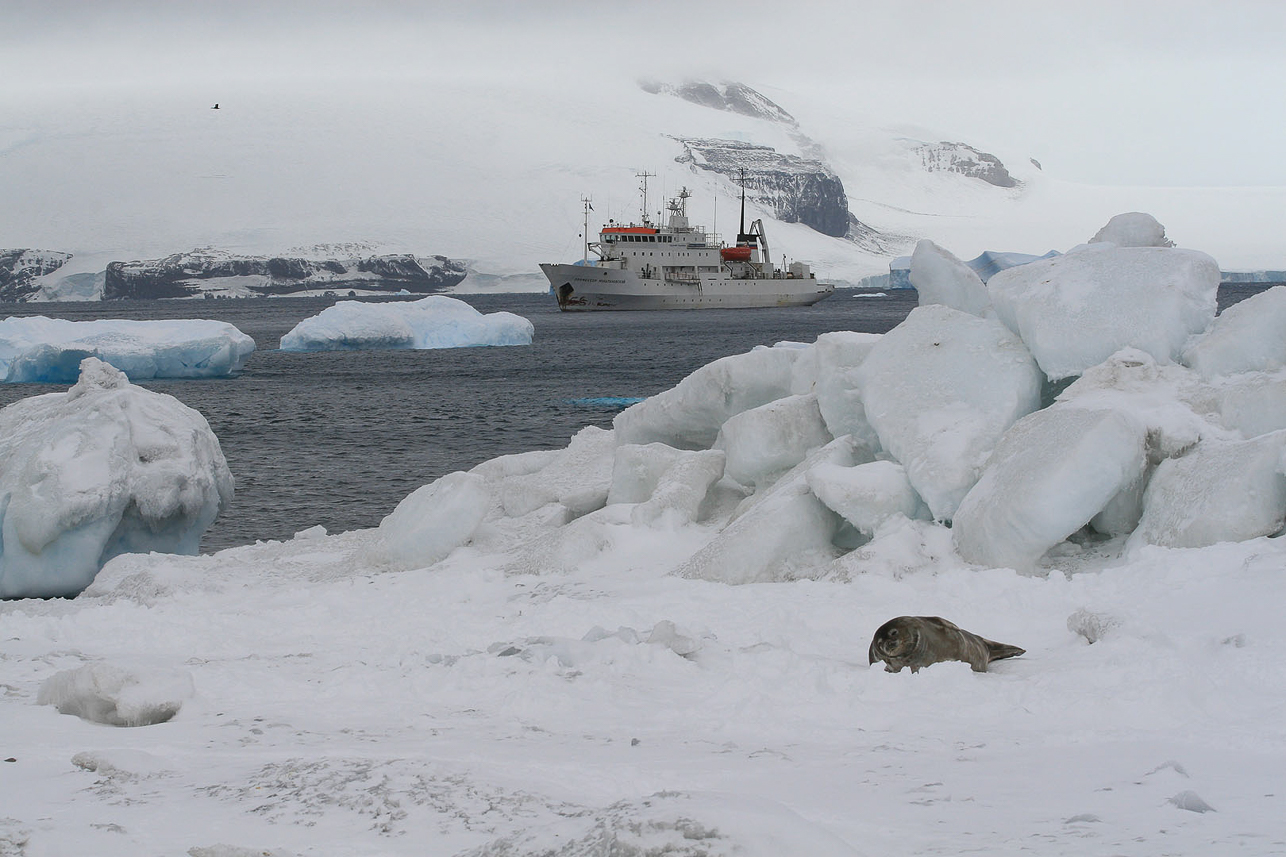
[[0, 316, 255, 382], [279, 295, 533, 351], [37, 662, 193, 726], [0, 358, 233, 598]]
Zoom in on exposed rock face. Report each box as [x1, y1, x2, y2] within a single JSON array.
[[676, 138, 850, 238], [103, 250, 467, 300], [0, 249, 72, 301], [915, 141, 1018, 188], [643, 80, 798, 126]]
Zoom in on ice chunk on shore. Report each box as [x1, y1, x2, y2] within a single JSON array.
[[1130, 431, 1286, 549], [279, 295, 533, 351], [37, 662, 194, 726], [812, 331, 881, 447], [1182, 286, 1286, 379], [376, 471, 492, 569], [855, 304, 1042, 521], [0, 358, 233, 599], [614, 344, 803, 449], [608, 443, 725, 526], [910, 239, 993, 318], [988, 244, 1219, 380], [675, 480, 838, 584], [1215, 371, 1286, 438], [0, 316, 255, 382], [715, 393, 832, 488], [675, 437, 859, 583], [1089, 212, 1175, 248], [953, 407, 1147, 570], [806, 460, 924, 536]]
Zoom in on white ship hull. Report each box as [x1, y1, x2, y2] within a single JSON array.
[[541, 263, 834, 311]]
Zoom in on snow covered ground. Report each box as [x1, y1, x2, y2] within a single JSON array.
[[3, 218, 1286, 855], [5, 525, 1283, 856]]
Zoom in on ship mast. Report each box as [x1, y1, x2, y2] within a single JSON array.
[[580, 195, 593, 263], [636, 171, 656, 226], [736, 167, 752, 245]]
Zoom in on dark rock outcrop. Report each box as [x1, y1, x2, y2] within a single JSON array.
[[0, 250, 72, 302], [675, 138, 850, 238], [104, 250, 467, 300], [915, 142, 1019, 188], [642, 80, 797, 126]]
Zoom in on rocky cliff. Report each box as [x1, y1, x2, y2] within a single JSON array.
[[675, 138, 850, 238], [104, 250, 467, 300], [915, 141, 1019, 188], [0, 249, 72, 301]]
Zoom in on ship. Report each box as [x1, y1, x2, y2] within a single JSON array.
[[540, 173, 834, 311]]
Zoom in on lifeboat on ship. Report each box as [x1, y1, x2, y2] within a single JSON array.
[[720, 246, 753, 262]]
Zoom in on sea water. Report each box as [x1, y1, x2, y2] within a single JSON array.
[[0, 287, 1266, 551]]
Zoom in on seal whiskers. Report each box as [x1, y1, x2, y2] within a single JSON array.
[[868, 616, 1025, 673]]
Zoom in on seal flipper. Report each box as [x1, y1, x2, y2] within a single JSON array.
[[983, 639, 1025, 662]]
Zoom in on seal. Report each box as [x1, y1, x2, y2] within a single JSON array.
[[868, 616, 1025, 673]]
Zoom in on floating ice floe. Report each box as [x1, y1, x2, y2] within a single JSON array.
[[0, 358, 232, 598], [278, 295, 534, 351], [0, 315, 255, 382]]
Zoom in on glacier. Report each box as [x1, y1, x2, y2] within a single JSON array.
[[279, 295, 534, 351], [0, 316, 255, 383]]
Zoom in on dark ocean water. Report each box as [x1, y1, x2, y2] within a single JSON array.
[[0, 285, 1269, 552]]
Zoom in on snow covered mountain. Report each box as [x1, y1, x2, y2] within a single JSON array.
[[103, 249, 466, 300], [1, 74, 1282, 300], [0, 250, 72, 302]]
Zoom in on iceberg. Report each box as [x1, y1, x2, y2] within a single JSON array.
[[0, 316, 255, 383], [279, 295, 534, 351], [0, 358, 233, 599]]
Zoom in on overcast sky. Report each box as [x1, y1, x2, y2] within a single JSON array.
[[5, 0, 1284, 187]]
